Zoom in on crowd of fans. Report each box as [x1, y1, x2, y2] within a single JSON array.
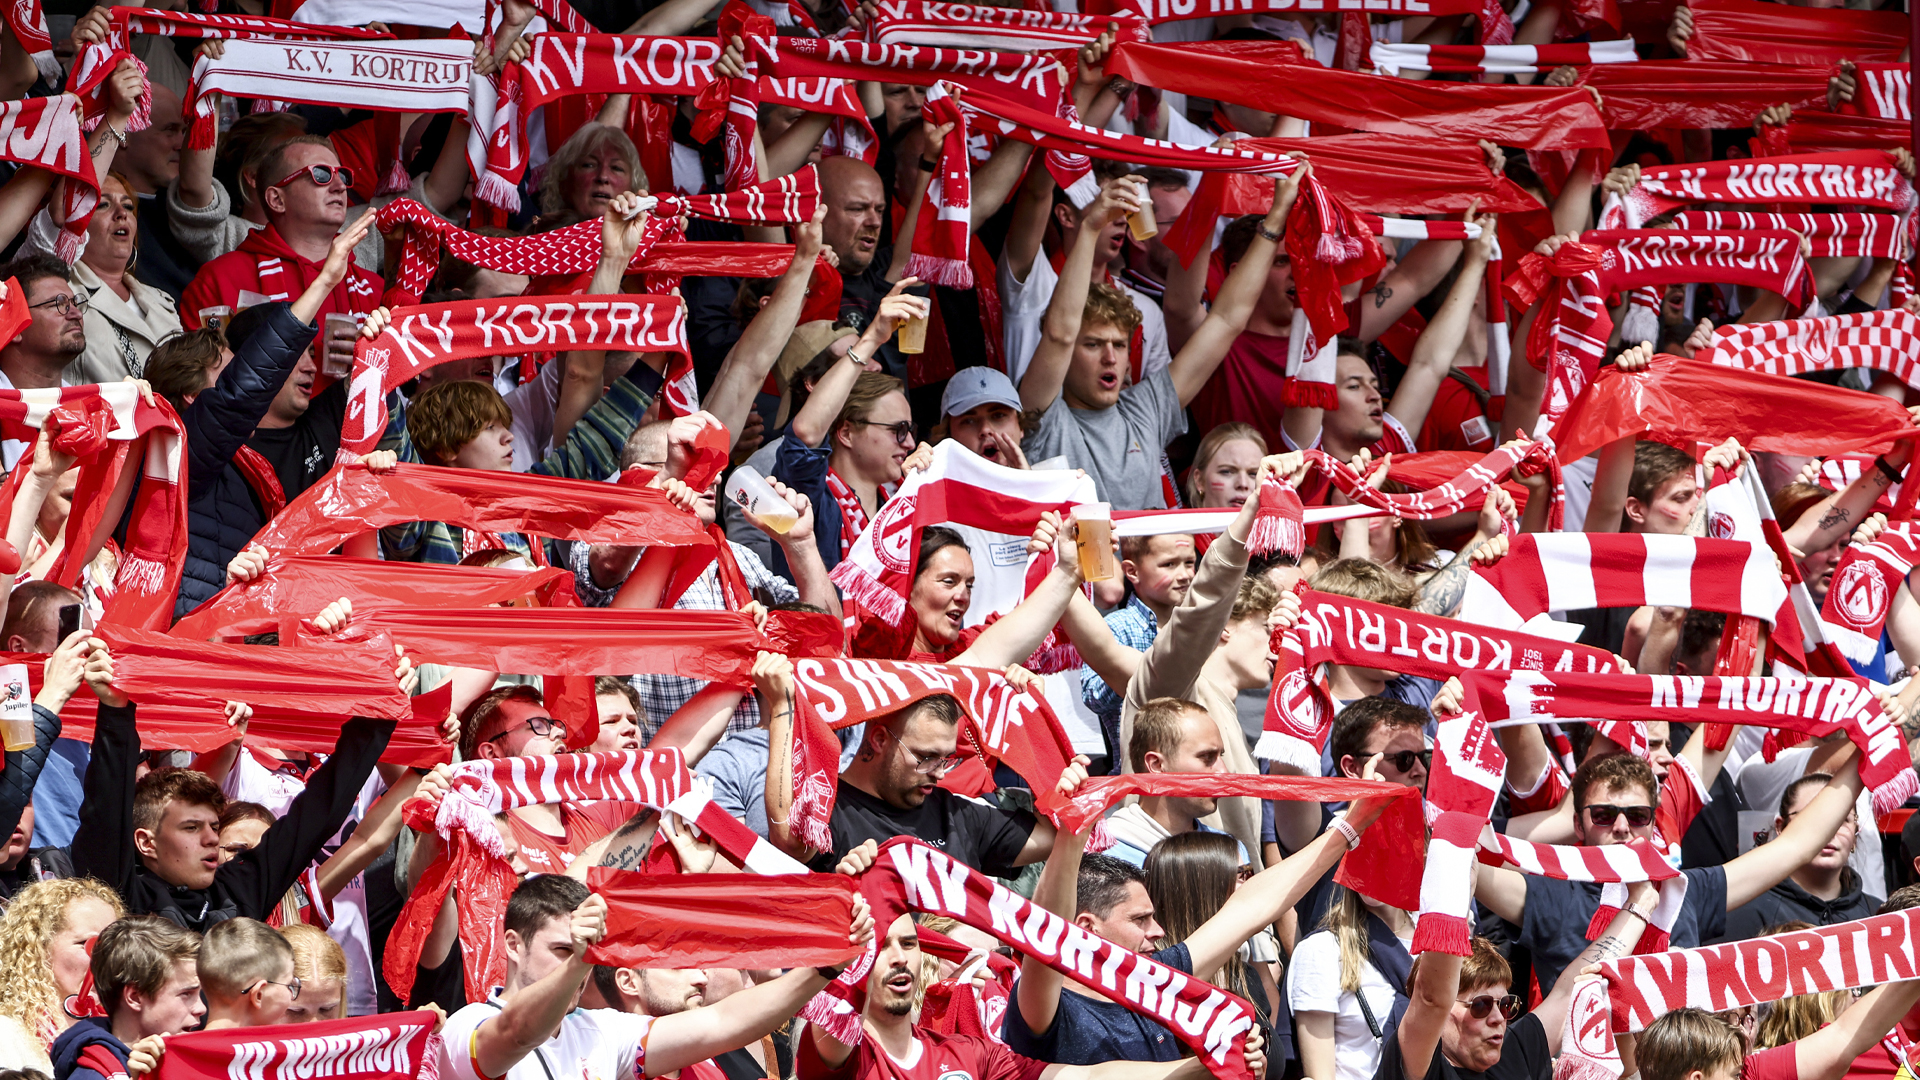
[[0, 2, 1910, 1080]]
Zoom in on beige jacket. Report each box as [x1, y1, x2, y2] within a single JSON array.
[[1119, 531, 1265, 871], [23, 212, 183, 383]]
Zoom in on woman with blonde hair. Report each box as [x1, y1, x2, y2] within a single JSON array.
[[0, 878, 125, 1068], [278, 922, 349, 1023], [1185, 423, 1268, 510], [537, 123, 645, 226], [1288, 884, 1415, 1080]]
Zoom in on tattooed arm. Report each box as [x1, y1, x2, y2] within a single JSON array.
[[1414, 487, 1514, 616], [569, 807, 662, 878], [1783, 435, 1914, 555], [1532, 879, 1656, 1033]]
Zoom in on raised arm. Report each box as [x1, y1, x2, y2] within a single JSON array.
[[1789, 977, 1920, 1080], [1783, 433, 1914, 554], [1530, 880, 1654, 1039], [1168, 168, 1302, 408], [951, 514, 1087, 669], [886, 115, 945, 285], [754, 654, 808, 859], [1394, 938, 1462, 1080], [471, 894, 609, 1077], [1001, 140, 1057, 287], [1721, 749, 1865, 910], [1182, 812, 1373, 982], [1019, 177, 1141, 413], [1015, 816, 1093, 1041], [1387, 210, 1493, 438], [790, 281, 922, 447], [706, 207, 828, 443]]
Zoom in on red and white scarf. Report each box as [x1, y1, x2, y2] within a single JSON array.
[[0, 96, 99, 263], [1301, 440, 1565, 530], [1258, 589, 1618, 773], [379, 172, 818, 303], [1486, 832, 1688, 954], [473, 33, 861, 210], [906, 82, 972, 288], [815, 837, 1261, 1076], [2, 0, 56, 88], [785, 656, 1080, 857], [824, 467, 891, 562], [693, 4, 772, 194], [1697, 308, 1920, 391], [1671, 211, 1908, 260], [752, 33, 1065, 114], [0, 384, 184, 630], [184, 36, 471, 151], [867, 1, 1146, 50], [1370, 40, 1635, 75], [1597, 150, 1915, 229], [1472, 668, 1920, 814], [1503, 230, 1810, 431], [1418, 704, 1507, 955], [1838, 62, 1911, 121], [1821, 521, 1920, 665], [829, 440, 1094, 631], [337, 293, 688, 460], [387, 749, 696, 1001], [150, 1012, 438, 1080]]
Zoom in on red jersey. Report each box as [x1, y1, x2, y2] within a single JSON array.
[[1416, 367, 1501, 453], [180, 223, 383, 329], [1745, 1011, 1920, 1080], [798, 1028, 1050, 1080], [1190, 330, 1291, 453], [505, 801, 633, 875]]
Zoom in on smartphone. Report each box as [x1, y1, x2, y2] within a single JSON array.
[[55, 603, 80, 643]]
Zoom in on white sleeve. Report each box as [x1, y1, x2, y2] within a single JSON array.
[[223, 751, 306, 817], [1286, 933, 1346, 1014], [436, 1005, 495, 1080], [584, 1009, 654, 1080]]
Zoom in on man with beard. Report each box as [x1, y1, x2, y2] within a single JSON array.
[[802, 907, 1267, 1080], [443, 874, 872, 1080], [0, 256, 86, 468]]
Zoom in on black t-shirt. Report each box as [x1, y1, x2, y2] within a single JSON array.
[[1002, 944, 1192, 1064], [1373, 1011, 1552, 1080], [812, 780, 1036, 878], [246, 378, 347, 502]]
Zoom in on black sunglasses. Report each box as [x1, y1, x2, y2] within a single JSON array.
[[1463, 995, 1522, 1021], [1374, 749, 1432, 773], [1584, 803, 1655, 828]]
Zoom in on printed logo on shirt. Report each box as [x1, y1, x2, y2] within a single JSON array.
[[1459, 415, 1492, 447], [987, 539, 1026, 567], [303, 444, 328, 481], [1127, 438, 1144, 458], [936, 1066, 975, 1080]]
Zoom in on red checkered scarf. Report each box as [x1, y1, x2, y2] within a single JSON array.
[[906, 82, 972, 287], [0, 382, 186, 631], [378, 170, 818, 303], [1370, 40, 1635, 75], [1502, 230, 1811, 430], [1698, 307, 1920, 401], [1821, 520, 1920, 666], [1258, 587, 1616, 774], [783, 657, 1080, 857], [1597, 150, 1915, 229], [867, 2, 1146, 51], [0, 96, 100, 263], [386, 749, 696, 1002]]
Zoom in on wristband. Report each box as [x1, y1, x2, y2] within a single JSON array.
[[1621, 903, 1655, 926], [1877, 455, 1904, 483], [815, 965, 845, 980], [1257, 222, 1284, 243], [1328, 813, 1361, 850], [919, 157, 940, 173]]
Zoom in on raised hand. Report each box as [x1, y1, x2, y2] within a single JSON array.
[[83, 638, 125, 708]]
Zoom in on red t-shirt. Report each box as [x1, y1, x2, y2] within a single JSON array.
[[1415, 367, 1503, 453], [1745, 1013, 1920, 1080], [1190, 330, 1291, 451], [506, 801, 634, 875], [798, 1028, 1050, 1080]]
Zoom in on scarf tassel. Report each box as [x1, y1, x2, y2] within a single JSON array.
[[1246, 477, 1306, 559], [473, 167, 522, 213], [829, 559, 910, 627], [904, 252, 973, 289]]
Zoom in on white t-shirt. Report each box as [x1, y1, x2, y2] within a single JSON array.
[[998, 252, 1173, 392], [1285, 927, 1407, 1080], [441, 996, 655, 1080]]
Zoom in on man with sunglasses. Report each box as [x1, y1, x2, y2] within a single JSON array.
[[180, 134, 381, 338], [1476, 747, 1872, 995]]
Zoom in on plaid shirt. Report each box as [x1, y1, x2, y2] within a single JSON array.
[[380, 374, 653, 565], [1082, 593, 1160, 747], [568, 539, 798, 741]]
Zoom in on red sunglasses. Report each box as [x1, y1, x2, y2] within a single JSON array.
[[270, 163, 355, 190]]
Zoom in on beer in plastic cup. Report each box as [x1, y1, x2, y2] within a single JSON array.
[[0, 664, 31, 752], [1073, 502, 1117, 583], [896, 297, 931, 354], [322, 313, 358, 380], [1127, 180, 1157, 242], [725, 465, 800, 534]]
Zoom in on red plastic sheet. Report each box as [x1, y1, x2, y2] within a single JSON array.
[[255, 462, 714, 556], [1786, 111, 1912, 152], [1684, 0, 1906, 65], [1108, 40, 1610, 150], [296, 607, 760, 685], [1551, 354, 1916, 463], [171, 555, 572, 640], [1578, 61, 1831, 132], [588, 869, 860, 969], [102, 625, 411, 720]]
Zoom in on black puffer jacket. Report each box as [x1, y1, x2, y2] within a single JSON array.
[[175, 302, 317, 619]]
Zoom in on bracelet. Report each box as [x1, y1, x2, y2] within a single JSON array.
[[919, 157, 940, 173], [1328, 813, 1361, 850], [1621, 903, 1655, 926], [1876, 455, 1904, 483], [815, 965, 845, 980], [1257, 222, 1284, 243]]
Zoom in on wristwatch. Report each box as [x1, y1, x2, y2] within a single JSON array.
[[1257, 222, 1284, 243]]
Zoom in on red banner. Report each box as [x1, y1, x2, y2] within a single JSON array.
[[152, 1011, 436, 1080]]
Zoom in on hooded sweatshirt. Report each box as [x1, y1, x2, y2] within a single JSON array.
[[178, 222, 382, 330], [51, 1017, 130, 1080]]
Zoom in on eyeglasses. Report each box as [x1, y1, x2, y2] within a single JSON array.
[[1461, 995, 1521, 1021], [247, 976, 302, 1000], [29, 292, 87, 316], [486, 715, 567, 744], [851, 420, 916, 447], [1370, 749, 1432, 774], [270, 163, 356, 190], [881, 728, 962, 775], [1584, 803, 1655, 828]]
